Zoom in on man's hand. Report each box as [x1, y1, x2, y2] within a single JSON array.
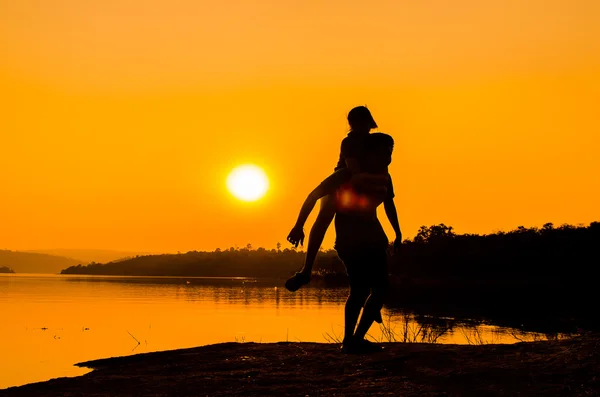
[[287, 226, 305, 248], [393, 237, 402, 254]]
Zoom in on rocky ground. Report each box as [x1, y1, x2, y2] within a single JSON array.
[[2, 334, 598, 397]]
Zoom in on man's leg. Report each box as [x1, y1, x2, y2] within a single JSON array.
[[343, 284, 369, 345], [353, 290, 386, 341], [338, 251, 371, 352], [354, 251, 390, 342]]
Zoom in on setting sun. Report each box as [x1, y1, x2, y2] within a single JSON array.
[[226, 164, 269, 202]]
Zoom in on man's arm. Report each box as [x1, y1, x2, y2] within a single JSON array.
[[384, 198, 402, 240], [384, 197, 402, 253], [383, 176, 402, 247]]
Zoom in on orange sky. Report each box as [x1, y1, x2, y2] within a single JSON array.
[[1, 0, 599, 252]]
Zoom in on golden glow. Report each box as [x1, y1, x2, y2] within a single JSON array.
[[227, 165, 269, 202], [0, 1, 598, 251]]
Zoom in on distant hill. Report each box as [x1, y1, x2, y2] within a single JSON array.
[[0, 266, 15, 273], [0, 250, 83, 274], [22, 249, 156, 265], [61, 248, 310, 278]]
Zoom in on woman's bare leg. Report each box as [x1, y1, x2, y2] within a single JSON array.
[[299, 195, 336, 276]]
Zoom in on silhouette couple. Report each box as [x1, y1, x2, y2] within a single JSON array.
[[286, 106, 402, 354]]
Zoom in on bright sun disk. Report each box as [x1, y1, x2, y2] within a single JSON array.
[[226, 164, 269, 202]]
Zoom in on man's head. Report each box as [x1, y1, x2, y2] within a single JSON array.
[[364, 133, 394, 172]]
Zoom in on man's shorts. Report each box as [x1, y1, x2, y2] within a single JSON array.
[[336, 248, 389, 292]]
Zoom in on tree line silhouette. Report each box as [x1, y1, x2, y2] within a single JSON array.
[[61, 221, 599, 284], [384, 222, 600, 333], [391, 221, 599, 282], [61, 244, 308, 278], [0, 266, 15, 274]]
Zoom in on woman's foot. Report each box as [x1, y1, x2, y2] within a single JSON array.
[[285, 272, 311, 292]]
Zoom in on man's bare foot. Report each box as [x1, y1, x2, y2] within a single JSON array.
[[356, 338, 383, 352], [341, 337, 383, 354]]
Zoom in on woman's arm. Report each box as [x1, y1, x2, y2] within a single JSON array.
[[293, 189, 321, 230], [290, 169, 350, 230], [287, 175, 339, 247]]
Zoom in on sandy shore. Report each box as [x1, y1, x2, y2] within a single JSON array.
[[2, 334, 598, 397]]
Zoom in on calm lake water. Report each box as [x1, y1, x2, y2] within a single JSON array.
[[0, 273, 566, 389]]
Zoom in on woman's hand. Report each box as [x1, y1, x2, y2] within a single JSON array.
[[287, 226, 305, 248]]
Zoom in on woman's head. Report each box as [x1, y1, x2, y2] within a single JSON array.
[[347, 106, 377, 133]]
